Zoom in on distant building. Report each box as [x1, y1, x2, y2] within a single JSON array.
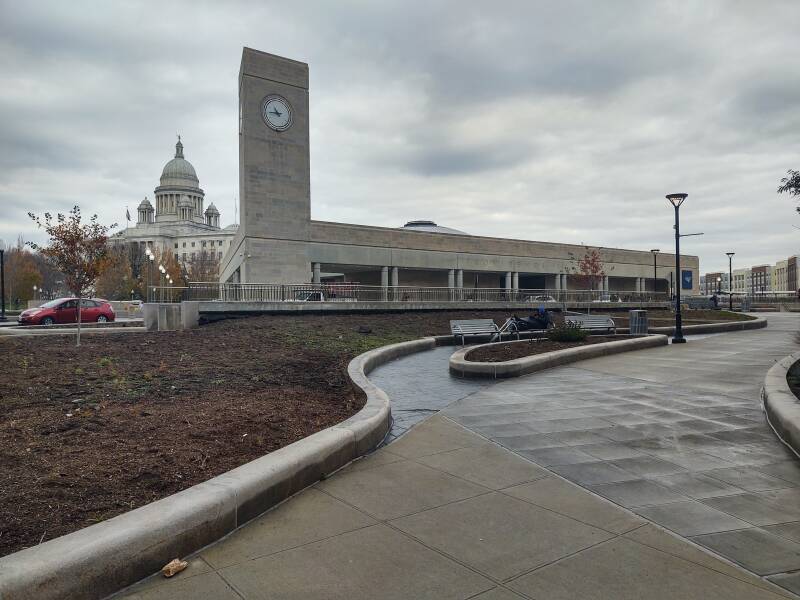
[[112, 138, 238, 265]]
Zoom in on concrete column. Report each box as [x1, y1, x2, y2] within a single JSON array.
[[554, 274, 561, 291], [456, 269, 464, 288], [312, 262, 321, 284], [561, 274, 568, 290], [448, 269, 455, 288], [512, 272, 519, 290], [504, 271, 512, 290], [604, 276, 609, 292], [391, 267, 399, 301], [381, 266, 389, 301]]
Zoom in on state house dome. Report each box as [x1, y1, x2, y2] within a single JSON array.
[[401, 220, 466, 235], [160, 138, 199, 188]]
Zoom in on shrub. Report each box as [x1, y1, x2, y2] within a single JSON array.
[[546, 321, 588, 342]]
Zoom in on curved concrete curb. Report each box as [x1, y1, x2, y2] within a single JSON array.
[[0, 337, 436, 600], [648, 315, 766, 336], [762, 352, 800, 458], [449, 335, 669, 379]]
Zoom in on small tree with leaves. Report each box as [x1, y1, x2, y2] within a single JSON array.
[[778, 170, 800, 209], [28, 206, 116, 346]]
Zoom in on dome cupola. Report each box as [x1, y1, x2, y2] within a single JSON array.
[[153, 135, 205, 223], [204, 202, 220, 228], [160, 137, 199, 187], [137, 196, 154, 224]]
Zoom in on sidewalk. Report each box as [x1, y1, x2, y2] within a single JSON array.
[[117, 413, 791, 599]]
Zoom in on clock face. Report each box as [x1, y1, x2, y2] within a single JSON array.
[[262, 95, 292, 131]]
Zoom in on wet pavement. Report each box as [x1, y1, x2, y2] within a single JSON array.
[[439, 313, 800, 594], [368, 345, 490, 442]]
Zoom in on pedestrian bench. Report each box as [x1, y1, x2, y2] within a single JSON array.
[[450, 319, 502, 345], [564, 315, 616, 334]]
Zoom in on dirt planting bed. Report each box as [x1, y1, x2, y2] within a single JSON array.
[[466, 337, 618, 362], [0, 309, 522, 557]]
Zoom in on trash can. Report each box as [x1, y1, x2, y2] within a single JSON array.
[[629, 310, 648, 335]]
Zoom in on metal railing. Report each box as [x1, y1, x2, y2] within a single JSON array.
[[146, 282, 670, 305]]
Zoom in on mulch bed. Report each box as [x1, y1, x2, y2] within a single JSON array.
[[467, 337, 617, 362], [0, 309, 519, 557]]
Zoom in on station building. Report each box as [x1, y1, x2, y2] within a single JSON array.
[[219, 48, 700, 295]]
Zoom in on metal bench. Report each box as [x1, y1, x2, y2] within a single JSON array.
[[450, 319, 502, 345], [564, 314, 616, 334]]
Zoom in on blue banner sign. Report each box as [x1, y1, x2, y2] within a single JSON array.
[[682, 270, 693, 290]]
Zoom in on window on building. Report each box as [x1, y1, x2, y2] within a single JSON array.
[[191, 252, 196, 260], [182, 242, 186, 248], [191, 242, 195, 248], [174, 243, 178, 249], [182, 252, 187, 261], [218, 252, 223, 259], [218, 240, 223, 245], [202, 241, 207, 247]]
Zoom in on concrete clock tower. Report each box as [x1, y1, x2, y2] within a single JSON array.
[[221, 47, 311, 283]]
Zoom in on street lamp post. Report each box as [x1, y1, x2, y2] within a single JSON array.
[[666, 193, 688, 344], [158, 264, 165, 302], [717, 277, 721, 294], [650, 249, 660, 298], [726, 252, 735, 311], [147, 251, 154, 302]]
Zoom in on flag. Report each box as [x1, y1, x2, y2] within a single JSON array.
[[126, 207, 131, 222]]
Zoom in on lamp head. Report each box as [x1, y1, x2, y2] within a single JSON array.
[[666, 193, 688, 208], [650, 248, 660, 254], [726, 252, 735, 258]]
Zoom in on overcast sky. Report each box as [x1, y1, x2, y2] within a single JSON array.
[[2, 1, 799, 273]]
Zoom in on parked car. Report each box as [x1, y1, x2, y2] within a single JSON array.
[[18, 298, 116, 325]]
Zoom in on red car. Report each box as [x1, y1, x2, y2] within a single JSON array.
[[18, 298, 116, 325]]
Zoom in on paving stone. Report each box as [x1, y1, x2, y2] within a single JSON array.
[[416, 443, 549, 489], [201, 488, 376, 569], [492, 432, 560, 450], [635, 500, 751, 536], [345, 447, 404, 472], [651, 472, 744, 499], [700, 493, 800, 526], [705, 467, 797, 492], [578, 442, 647, 461], [391, 492, 614, 581], [764, 522, 800, 544], [316, 459, 489, 521], [768, 572, 800, 596], [546, 430, 611, 446], [641, 450, 737, 472], [757, 461, 800, 486], [473, 422, 541, 437], [387, 415, 486, 459], [692, 528, 800, 576], [518, 446, 599, 467], [503, 477, 644, 534], [624, 524, 794, 597], [550, 461, 638, 485], [119, 570, 241, 600], [219, 524, 494, 600], [508, 537, 786, 600], [608, 456, 686, 477], [590, 479, 689, 508]]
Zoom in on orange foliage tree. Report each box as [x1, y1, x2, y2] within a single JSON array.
[[28, 206, 116, 345]]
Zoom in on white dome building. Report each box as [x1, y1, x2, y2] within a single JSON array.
[[114, 138, 238, 269]]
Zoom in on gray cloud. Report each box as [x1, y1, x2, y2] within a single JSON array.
[[1, 0, 799, 273]]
